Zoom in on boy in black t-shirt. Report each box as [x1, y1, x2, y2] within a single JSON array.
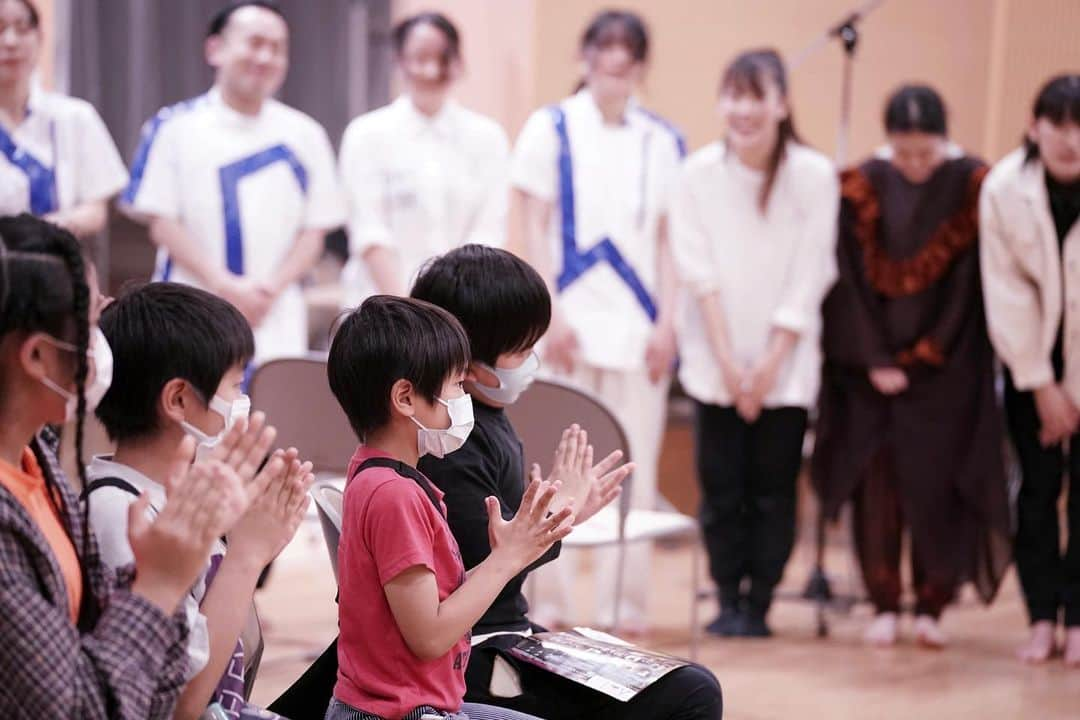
[[413, 245, 724, 720]]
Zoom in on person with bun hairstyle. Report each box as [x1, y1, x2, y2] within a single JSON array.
[[813, 84, 1010, 649]]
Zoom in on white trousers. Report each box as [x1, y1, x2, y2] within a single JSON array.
[[529, 364, 670, 628]]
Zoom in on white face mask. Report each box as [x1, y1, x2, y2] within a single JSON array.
[[473, 351, 541, 406], [38, 327, 115, 423], [181, 392, 252, 461], [411, 393, 474, 459]]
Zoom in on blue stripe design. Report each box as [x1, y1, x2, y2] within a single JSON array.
[[634, 107, 687, 159], [549, 106, 657, 323], [0, 123, 58, 214], [123, 94, 207, 206], [218, 144, 309, 275], [127, 95, 207, 283]]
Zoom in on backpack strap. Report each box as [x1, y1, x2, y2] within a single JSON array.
[[79, 476, 141, 502], [354, 457, 445, 519]]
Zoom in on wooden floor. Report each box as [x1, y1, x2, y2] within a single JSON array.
[[250, 511, 1080, 719]]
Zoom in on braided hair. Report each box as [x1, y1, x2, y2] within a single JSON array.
[[0, 213, 95, 623]]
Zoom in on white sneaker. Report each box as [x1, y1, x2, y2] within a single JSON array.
[[864, 612, 899, 647], [913, 614, 948, 649]]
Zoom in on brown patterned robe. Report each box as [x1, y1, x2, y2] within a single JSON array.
[[812, 156, 1012, 603]]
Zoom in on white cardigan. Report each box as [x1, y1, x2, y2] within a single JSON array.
[[980, 148, 1080, 402]]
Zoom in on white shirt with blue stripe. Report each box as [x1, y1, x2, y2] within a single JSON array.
[[511, 89, 684, 372], [121, 88, 345, 362], [0, 87, 128, 218]]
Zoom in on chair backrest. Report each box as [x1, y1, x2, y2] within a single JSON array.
[[311, 481, 344, 583], [505, 378, 634, 528], [247, 354, 356, 476]]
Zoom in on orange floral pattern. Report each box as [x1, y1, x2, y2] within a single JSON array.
[[896, 337, 945, 368], [841, 164, 989, 299]]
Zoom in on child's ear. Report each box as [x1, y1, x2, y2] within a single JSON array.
[[389, 378, 417, 419], [160, 378, 191, 425], [17, 334, 49, 382], [468, 362, 496, 388]]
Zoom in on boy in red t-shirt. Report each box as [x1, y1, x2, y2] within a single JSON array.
[[326, 295, 574, 720]]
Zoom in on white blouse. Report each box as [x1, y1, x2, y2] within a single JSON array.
[[670, 141, 839, 408], [339, 96, 510, 305]]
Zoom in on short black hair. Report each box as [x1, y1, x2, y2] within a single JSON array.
[[96, 282, 255, 442], [884, 84, 948, 136], [392, 11, 461, 61], [1025, 74, 1080, 163], [328, 295, 470, 441], [411, 245, 551, 367], [581, 10, 648, 62], [207, 0, 285, 38]]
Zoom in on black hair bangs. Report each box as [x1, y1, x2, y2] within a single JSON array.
[[328, 295, 470, 440], [411, 245, 551, 367]]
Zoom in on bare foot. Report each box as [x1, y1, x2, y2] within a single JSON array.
[[1065, 627, 1080, 667], [914, 615, 948, 650], [864, 612, 899, 647], [1017, 621, 1057, 664]]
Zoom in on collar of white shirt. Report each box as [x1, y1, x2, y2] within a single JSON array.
[[206, 85, 269, 127], [394, 94, 459, 140], [570, 87, 647, 130], [87, 455, 167, 509]]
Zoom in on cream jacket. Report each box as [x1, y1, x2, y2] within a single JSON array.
[[980, 148, 1080, 402]]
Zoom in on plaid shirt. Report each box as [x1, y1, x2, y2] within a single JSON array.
[[0, 427, 190, 719]]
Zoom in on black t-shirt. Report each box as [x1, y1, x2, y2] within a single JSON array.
[[419, 401, 562, 635], [1047, 172, 1080, 246]]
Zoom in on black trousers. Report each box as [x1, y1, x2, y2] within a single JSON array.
[[694, 403, 808, 617], [464, 634, 722, 720], [1004, 376, 1080, 627]]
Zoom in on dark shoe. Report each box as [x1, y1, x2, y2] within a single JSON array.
[[740, 614, 773, 638], [705, 610, 744, 637]]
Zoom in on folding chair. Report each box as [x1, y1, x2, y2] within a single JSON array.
[[310, 481, 344, 584], [506, 378, 704, 659], [247, 353, 357, 480], [247, 355, 356, 667]]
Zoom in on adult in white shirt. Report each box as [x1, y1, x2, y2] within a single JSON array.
[[0, 0, 128, 237], [339, 11, 509, 304], [670, 49, 838, 638], [121, 1, 345, 364], [513, 10, 683, 632]]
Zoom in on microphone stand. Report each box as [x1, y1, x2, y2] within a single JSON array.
[[790, 0, 886, 637], [793, 0, 887, 167]]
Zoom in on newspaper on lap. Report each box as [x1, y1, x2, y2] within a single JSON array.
[[509, 627, 690, 701]]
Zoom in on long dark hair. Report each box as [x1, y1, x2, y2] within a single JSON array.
[[720, 49, 800, 213], [0, 214, 94, 621], [575, 10, 649, 93], [1024, 73, 1080, 164]]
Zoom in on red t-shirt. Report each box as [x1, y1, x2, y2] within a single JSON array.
[[334, 446, 470, 719]]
